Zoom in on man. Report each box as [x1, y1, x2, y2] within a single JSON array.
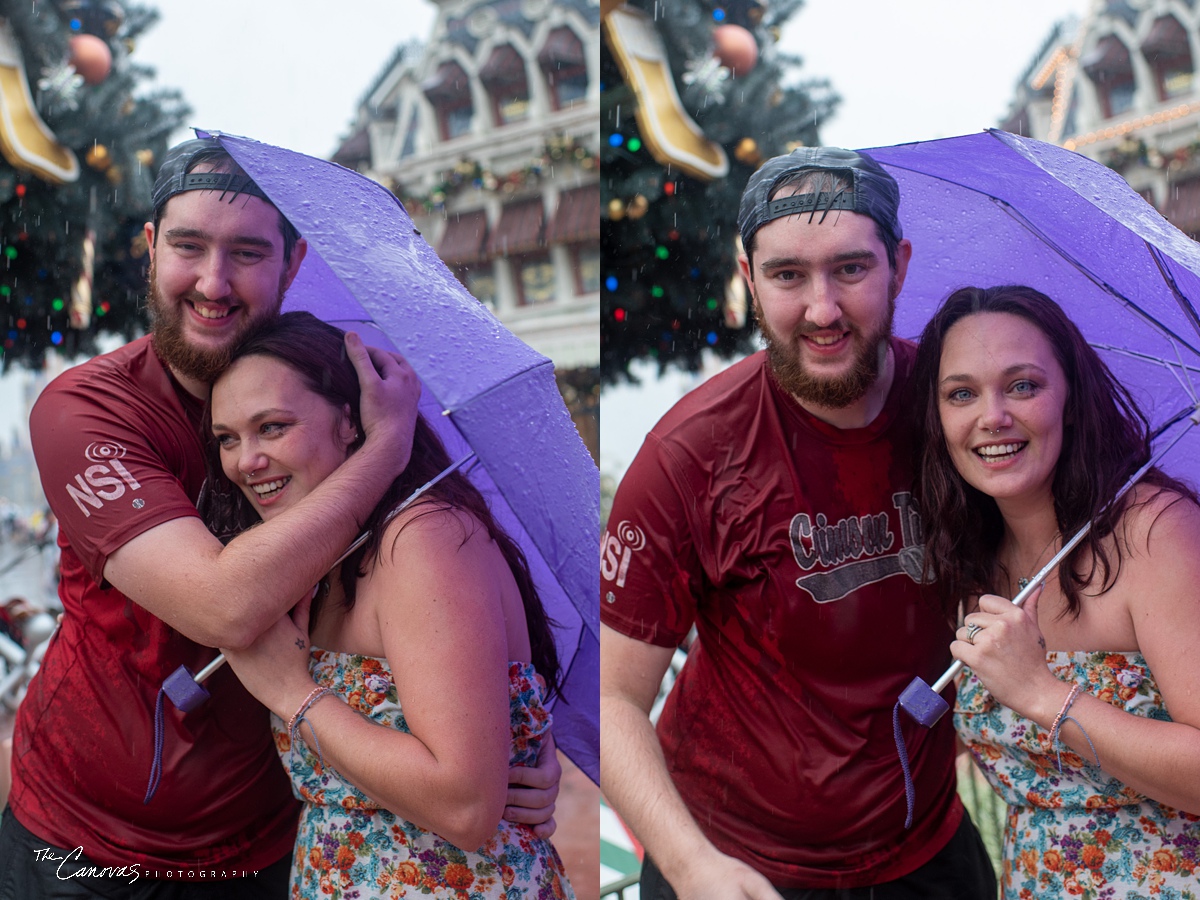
[[0, 138, 557, 898], [600, 148, 996, 899]]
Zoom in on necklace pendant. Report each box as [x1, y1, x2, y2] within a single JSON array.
[[1018, 577, 1031, 591]]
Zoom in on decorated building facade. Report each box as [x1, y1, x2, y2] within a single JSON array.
[[332, 0, 600, 460], [1003, 0, 1200, 236]]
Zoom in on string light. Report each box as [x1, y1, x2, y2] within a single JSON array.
[[1064, 101, 1200, 149]]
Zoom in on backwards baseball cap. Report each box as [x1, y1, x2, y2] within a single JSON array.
[[737, 146, 902, 252], [151, 137, 270, 218]]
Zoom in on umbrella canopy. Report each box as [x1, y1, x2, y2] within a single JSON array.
[[206, 131, 599, 783], [867, 130, 1200, 481]]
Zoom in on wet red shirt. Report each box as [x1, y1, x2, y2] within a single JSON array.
[[601, 342, 962, 888], [16, 335, 298, 873]]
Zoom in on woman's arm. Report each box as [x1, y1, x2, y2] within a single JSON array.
[[223, 507, 516, 849], [953, 492, 1200, 814]]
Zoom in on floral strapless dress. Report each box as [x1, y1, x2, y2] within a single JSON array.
[[271, 650, 576, 900], [956, 651, 1200, 899]]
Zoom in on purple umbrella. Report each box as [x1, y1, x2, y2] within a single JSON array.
[[204, 131, 599, 784], [868, 130, 1200, 824]]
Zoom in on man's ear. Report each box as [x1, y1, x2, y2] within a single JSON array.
[[144, 222, 156, 262], [891, 238, 913, 294], [737, 251, 754, 295], [282, 237, 308, 291]]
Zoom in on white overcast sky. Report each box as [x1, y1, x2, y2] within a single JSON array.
[[134, 1, 438, 158]]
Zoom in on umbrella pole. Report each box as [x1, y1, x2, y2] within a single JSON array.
[[187, 452, 478, 688], [901, 408, 1199, 725]]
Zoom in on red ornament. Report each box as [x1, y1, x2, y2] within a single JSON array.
[[69, 34, 113, 85], [713, 24, 758, 76], [664, 181, 676, 196]]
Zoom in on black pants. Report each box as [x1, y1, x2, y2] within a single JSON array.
[[0, 806, 291, 900], [640, 811, 997, 900]]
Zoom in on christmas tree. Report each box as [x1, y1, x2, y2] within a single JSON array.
[[0, 0, 188, 371], [601, 0, 837, 383]]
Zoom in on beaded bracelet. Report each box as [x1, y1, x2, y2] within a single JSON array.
[[1049, 683, 1081, 739], [288, 685, 334, 736], [1048, 682, 1100, 773], [288, 686, 335, 769]]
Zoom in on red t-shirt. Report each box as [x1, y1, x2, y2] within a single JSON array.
[[601, 342, 962, 889], [15, 335, 299, 873]]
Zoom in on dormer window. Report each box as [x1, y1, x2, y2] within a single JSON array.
[[539, 27, 588, 110], [1141, 15, 1194, 101], [422, 61, 474, 140], [1083, 34, 1136, 118], [480, 45, 530, 126]]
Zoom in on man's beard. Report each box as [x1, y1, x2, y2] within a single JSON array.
[[147, 260, 286, 384], [753, 282, 897, 409]]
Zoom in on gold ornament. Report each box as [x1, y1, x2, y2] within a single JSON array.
[[85, 144, 111, 171], [135, 149, 155, 167], [734, 138, 761, 165], [785, 140, 806, 153], [627, 194, 649, 219], [608, 198, 626, 220], [105, 165, 123, 185]]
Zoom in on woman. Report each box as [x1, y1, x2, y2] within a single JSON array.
[[911, 285, 1200, 899], [202, 311, 575, 900]]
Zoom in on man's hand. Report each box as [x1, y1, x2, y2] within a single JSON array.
[[673, 851, 785, 900], [345, 332, 420, 477], [503, 734, 562, 839]]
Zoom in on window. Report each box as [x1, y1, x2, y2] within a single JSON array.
[[486, 199, 545, 258], [459, 265, 497, 309], [422, 61, 474, 141], [539, 27, 588, 110], [1141, 16, 1194, 102], [400, 108, 419, 160], [514, 254, 556, 305], [546, 186, 600, 295], [439, 210, 491, 310], [574, 245, 600, 294], [1083, 35, 1136, 119], [480, 45, 530, 127]]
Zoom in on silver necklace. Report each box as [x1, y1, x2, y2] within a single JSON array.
[[1013, 532, 1061, 592]]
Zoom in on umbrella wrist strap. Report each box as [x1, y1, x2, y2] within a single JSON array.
[[144, 687, 166, 804], [891, 702, 916, 829]]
